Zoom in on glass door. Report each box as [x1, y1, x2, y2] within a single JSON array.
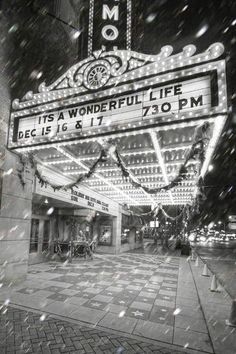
[[42, 220, 50, 252], [30, 219, 39, 253]]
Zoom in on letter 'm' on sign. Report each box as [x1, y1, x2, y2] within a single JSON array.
[[191, 95, 203, 107], [102, 5, 119, 21]]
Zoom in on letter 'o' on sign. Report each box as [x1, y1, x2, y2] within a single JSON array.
[[102, 25, 119, 41]]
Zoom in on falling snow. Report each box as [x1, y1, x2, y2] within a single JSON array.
[[0, 0, 236, 353]]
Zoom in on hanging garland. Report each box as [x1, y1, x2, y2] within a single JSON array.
[[13, 122, 209, 238], [17, 154, 27, 188], [112, 122, 210, 194], [157, 204, 187, 221], [17, 122, 210, 196], [130, 203, 187, 221], [28, 147, 109, 191]]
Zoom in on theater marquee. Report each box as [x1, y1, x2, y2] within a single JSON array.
[[8, 43, 227, 150]]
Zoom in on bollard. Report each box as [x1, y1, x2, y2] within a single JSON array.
[[190, 251, 195, 261], [226, 299, 236, 327], [210, 275, 220, 292], [202, 263, 210, 277], [195, 257, 199, 267]]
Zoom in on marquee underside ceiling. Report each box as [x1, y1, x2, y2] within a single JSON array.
[[26, 116, 224, 207]]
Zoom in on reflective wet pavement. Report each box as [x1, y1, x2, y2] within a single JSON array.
[[0, 252, 235, 354], [195, 242, 236, 298]]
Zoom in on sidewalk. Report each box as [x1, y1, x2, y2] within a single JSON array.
[[194, 245, 236, 299], [0, 252, 235, 353], [188, 256, 236, 354]]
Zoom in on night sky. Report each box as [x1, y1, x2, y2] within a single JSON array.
[[1, 0, 236, 225], [141, 0, 236, 225]]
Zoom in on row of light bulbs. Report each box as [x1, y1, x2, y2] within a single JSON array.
[[63, 160, 198, 174], [99, 196, 192, 204], [11, 64, 226, 119], [11, 103, 224, 148], [44, 142, 193, 166], [11, 43, 224, 110], [88, 179, 196, 188], [87, 173, 196, 183], [93, 184, 195, 192], [13, 117, 216, 153], [92, 186, 194, 197], [10, 106, 226, 151]]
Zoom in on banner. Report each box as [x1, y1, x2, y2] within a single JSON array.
[[35, 180, 119, 216]]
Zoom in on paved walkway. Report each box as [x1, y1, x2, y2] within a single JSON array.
[[0, 253, 235, 354], [188, 256, 236, 354], [0, 305, 192, 354], [195, 244, 236, 298]]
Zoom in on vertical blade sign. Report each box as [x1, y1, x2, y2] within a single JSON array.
[[88, 0, 132, 55]]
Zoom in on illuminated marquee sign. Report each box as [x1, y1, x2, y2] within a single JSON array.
[[16, 75, 211, 142], [88, 0, 132, 55], [8, 43, 227, 149]]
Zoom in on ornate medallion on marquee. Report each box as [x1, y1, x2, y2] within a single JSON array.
[[37, 49, 154, 92]]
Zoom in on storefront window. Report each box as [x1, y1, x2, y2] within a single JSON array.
[[121, 228, 129, 244], [121, 214, 130, 244], [135, 229, 140, 242], [99, 225, 112, 245], [30, 219, 39, 253]]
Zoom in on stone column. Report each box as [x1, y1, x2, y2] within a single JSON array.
[[0, 15, 33, 285], [129, 228, 136, 250], [0, 153, 33, 285], [112, 206, 122, 254]]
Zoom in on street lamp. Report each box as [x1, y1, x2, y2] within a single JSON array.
[[208, 164, 214, 172]]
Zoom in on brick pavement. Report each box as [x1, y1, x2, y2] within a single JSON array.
[[0, 306, 189, 354]]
